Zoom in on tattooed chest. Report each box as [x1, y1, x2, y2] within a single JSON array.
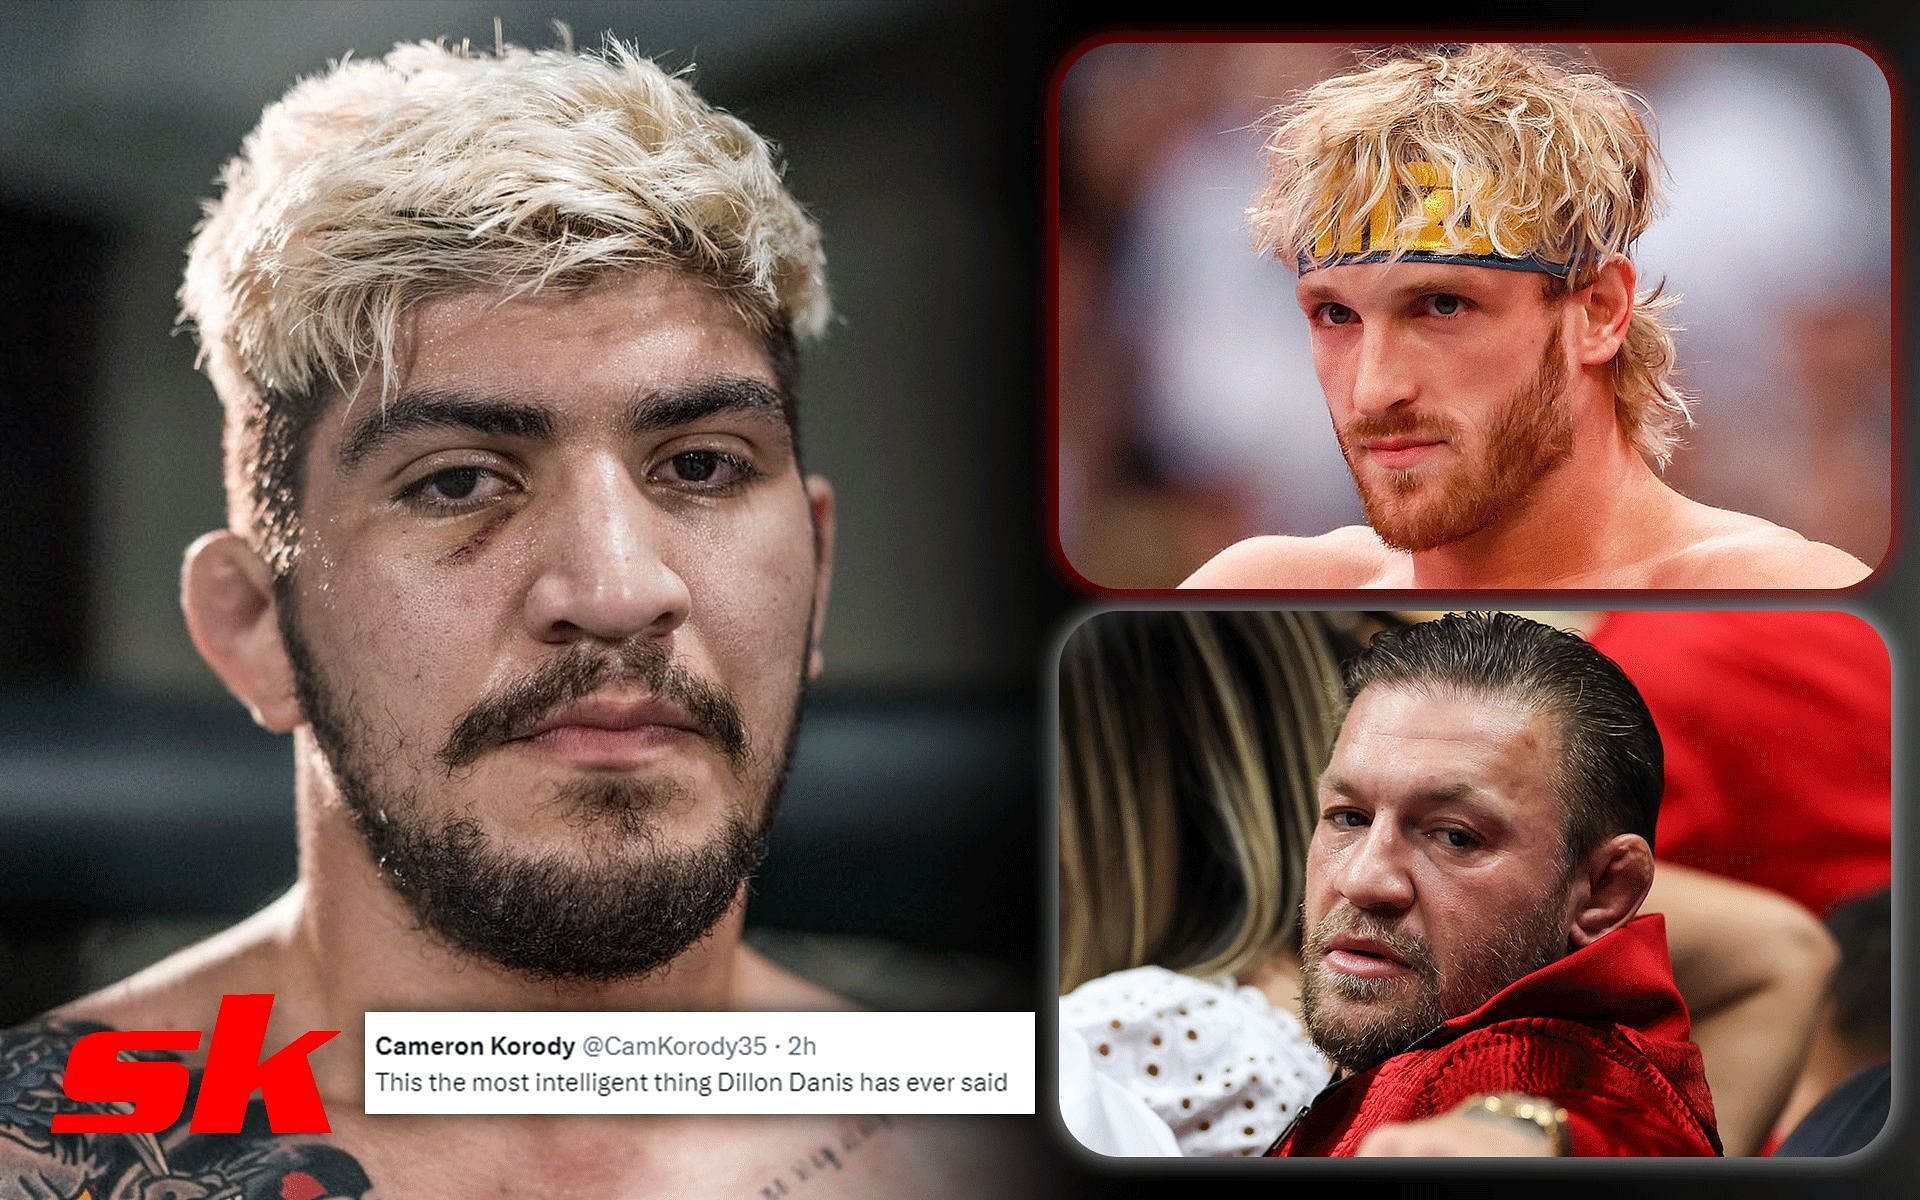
[[755, 1116, 894, 1199], [2, 1018, 371, 1200]]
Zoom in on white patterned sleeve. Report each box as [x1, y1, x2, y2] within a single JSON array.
[[1060, 965, 1332, 1158]]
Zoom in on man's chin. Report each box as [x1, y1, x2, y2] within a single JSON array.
[[1356, 481, 1501, 554], [1301, 958, 1445, 1071], [1304, 1000, 1437, 1073], [1360, 505, 1463, 554], [407, 828, 762, 982], [346, 788, 768, 983]]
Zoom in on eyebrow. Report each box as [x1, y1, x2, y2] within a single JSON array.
[[1297, 273, 1487, 309], [1296, 279, 1344, 309], [338, 390, 556, 473], [1319, 774, 1498, 811], [336, 375, 791, 474], [622, 375, 790, 438]]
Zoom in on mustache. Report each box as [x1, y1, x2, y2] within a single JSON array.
[[1341, 411, 1462, 444], [437, 640, 749, 771], [1305, 906, 1438, 979]]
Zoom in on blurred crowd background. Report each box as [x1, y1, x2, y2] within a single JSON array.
[[1057, 42, 1894, 588], [0, 0, 1045, 1023]]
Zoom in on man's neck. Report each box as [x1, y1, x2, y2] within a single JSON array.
[[1407, 424, 1688, 589], [276, 747, 752, 1101]]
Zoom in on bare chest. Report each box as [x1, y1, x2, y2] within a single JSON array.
[[332, 1112, 925, 1199]]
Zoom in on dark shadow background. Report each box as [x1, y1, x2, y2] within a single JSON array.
[[1026, 4, 1920, 1199]]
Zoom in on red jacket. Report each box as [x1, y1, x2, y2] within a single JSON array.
[[1266, 915, 1721, 1157]]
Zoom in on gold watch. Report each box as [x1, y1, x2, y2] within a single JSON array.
[[1459, 1092, 1571, 1156]]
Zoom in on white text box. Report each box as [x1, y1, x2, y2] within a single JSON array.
[[364, 1011, 1035, 1115]]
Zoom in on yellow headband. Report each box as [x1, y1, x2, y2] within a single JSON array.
[[1299, 161, 1573, 276]]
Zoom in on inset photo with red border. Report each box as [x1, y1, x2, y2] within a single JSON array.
[[1051, 42, 1894, 592]]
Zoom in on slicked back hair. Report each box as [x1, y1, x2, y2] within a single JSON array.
[[1340, 612, 1662, 862]]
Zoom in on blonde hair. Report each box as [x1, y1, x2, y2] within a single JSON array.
[[179, 36, 830, 571], [1058, 611, 1344, 994], [1251, 44, 1693, 465]]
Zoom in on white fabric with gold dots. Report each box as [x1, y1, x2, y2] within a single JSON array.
[[1060, 965, 1332, 1157]]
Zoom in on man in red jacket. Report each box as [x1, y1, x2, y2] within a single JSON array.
[[1269, 612, 1721, 1157]]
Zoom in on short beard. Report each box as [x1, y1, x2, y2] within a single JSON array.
[[1338, 323, 1572, 553], [1298, 886, 1571, 1074], [277, 585, 806, 983]]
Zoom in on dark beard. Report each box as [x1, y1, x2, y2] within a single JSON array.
[[1297, 892, 1570, 1074], [277, 587, 806, 983], [1339, 323, 1572, 553]]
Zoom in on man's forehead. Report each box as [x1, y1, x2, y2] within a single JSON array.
[[315, 270, 783, 448], [401, 271, 774, 383], [1328, 683, 1557, 792]]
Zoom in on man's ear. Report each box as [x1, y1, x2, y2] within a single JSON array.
[[181, 531, 302, 732], [803, 475, 836, 681], [1567, 832, 1655, 948], [1569, 254, 1636, 369]]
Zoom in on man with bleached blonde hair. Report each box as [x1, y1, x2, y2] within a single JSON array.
[[0, 36, 1013, 1200], [1182, 44, 1872, 590]]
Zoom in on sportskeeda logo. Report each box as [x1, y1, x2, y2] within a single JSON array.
[[53, 994, 339, 1134]]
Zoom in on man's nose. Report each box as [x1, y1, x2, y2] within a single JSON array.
[[522, 457, 691, 644], [1336, 821, 1416, 914], [1347, 325, 1418, 420]]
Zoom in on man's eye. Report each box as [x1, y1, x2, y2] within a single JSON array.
[[1326, 810, 1367, 829], [654, 450, 759, 492], [1421, 293, 1467, 317], [398, 466, 515, 511], [1318, 303, 1357, 327], [1434, 827, 1480, 850]]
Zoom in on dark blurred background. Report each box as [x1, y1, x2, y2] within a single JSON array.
[[0, 0, 1051, 1022], [1056, 42, 1895, 588]]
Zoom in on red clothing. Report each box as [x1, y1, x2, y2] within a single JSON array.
[[1589, 611, 1889, 916], [1267, 915, 1721, 1157]]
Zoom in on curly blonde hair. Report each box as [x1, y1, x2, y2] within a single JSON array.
[[1251, 44, 1692, 465], [179, 36, 830, 572]]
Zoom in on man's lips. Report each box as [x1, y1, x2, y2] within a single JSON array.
[[1361, 437, 1445, 469], [1324, 935, 1414, 978], [511, 694, 703, 767]]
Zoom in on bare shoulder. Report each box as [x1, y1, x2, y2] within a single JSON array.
[[1649, 513, 1874, 589], [1181, 526, 1405, 589], [56, 898, 295, 1033]]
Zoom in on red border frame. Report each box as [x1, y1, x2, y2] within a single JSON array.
[[1042, 32, 1903, 601]]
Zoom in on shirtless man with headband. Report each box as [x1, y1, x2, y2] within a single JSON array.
[[1182, 45, 1874, 591], [0, 38, 1021, 1200]]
